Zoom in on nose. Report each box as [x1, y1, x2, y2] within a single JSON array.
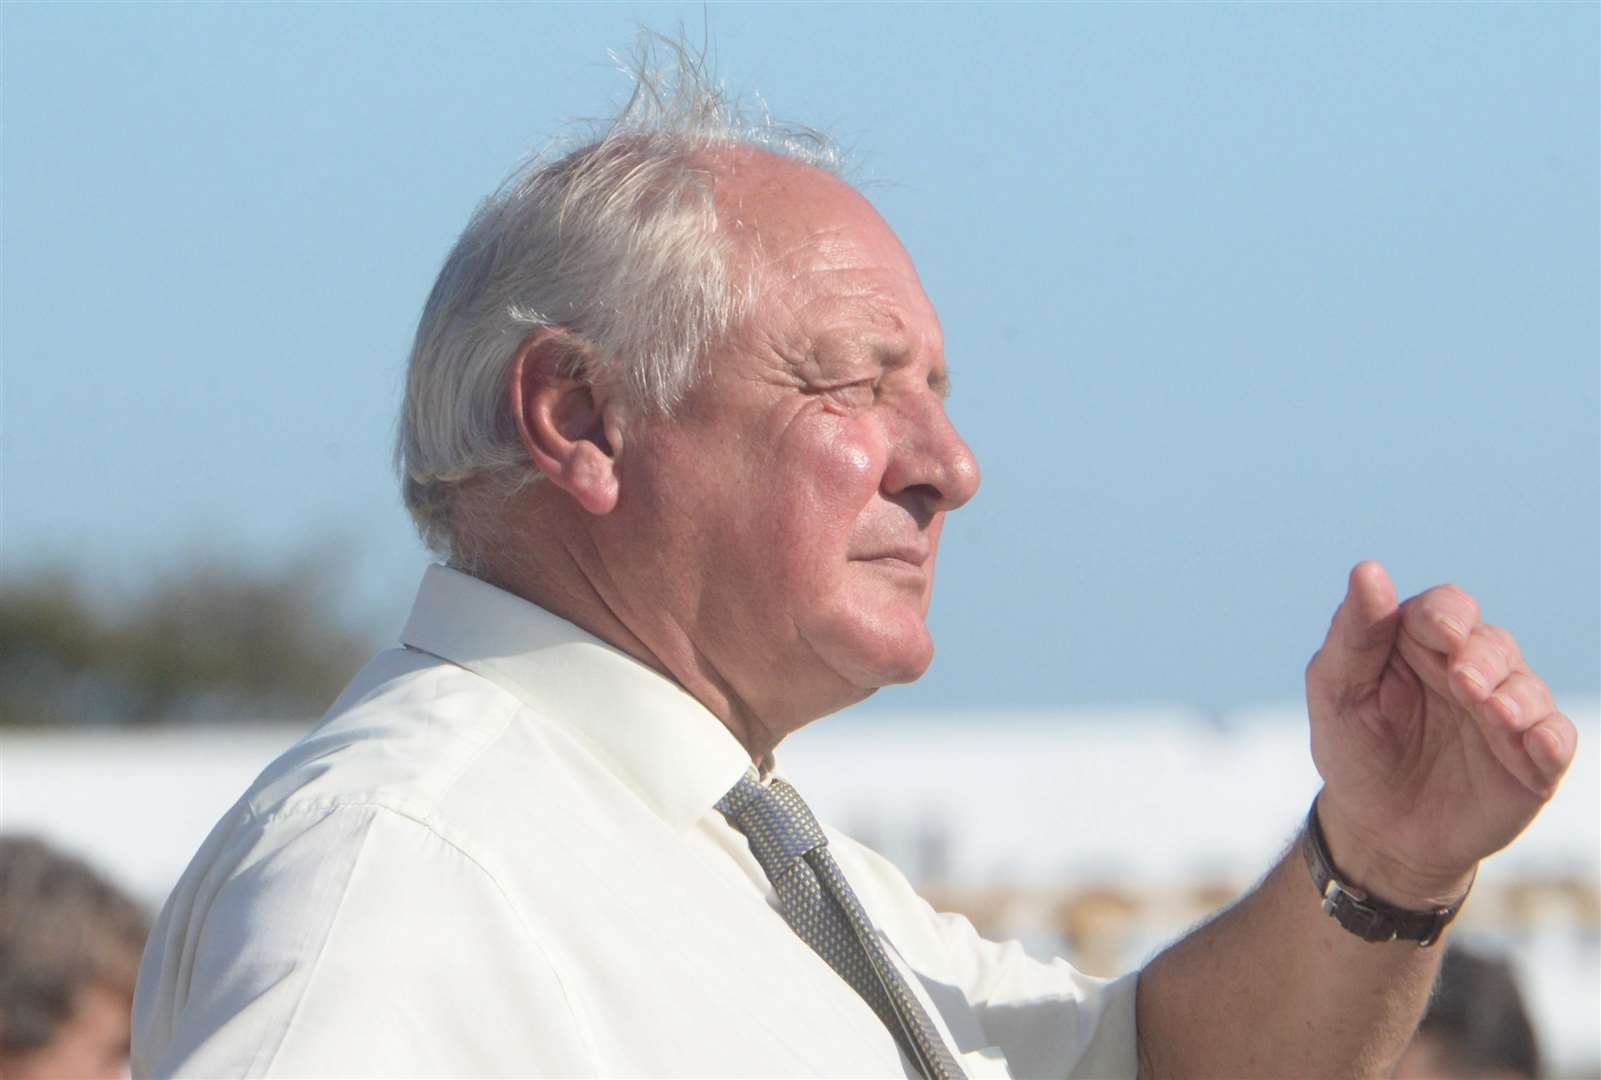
[[881, 393, 981, 514]]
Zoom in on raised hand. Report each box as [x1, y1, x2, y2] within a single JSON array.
[[1304, 561, 1576, 906]]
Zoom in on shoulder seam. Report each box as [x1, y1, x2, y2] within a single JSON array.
[[255, 805, 380, 1074], [256, 799, 601, 1074]]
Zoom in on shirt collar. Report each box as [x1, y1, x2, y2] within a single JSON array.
[[399, 564, 755, 830]]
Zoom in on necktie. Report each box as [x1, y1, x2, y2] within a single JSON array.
[[717, 770, 966, 1080]]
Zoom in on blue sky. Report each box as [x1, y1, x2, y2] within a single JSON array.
[[3, 2, 1596, 714]]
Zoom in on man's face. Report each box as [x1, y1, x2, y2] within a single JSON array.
[[613, 154, 979, 737]]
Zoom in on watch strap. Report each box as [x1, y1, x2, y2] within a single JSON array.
[[1301, 799, 1471, 947]]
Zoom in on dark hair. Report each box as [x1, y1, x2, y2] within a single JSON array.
[[1417, 944, 1542, 1079], [0, 835, 149, 1054]]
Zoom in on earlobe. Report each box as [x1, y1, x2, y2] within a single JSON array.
[[509, 330, 624, 516]]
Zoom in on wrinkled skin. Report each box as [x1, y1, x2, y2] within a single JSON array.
[[504, 149, 1578, 1077], [1307, 561, 1575, 906], [516, 150, 979, 761]]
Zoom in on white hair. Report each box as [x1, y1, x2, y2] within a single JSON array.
[[396, 35, 842, 568]]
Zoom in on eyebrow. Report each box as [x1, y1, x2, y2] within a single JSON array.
[[867, 337, 952, 399], [815, 331, 951, 397]]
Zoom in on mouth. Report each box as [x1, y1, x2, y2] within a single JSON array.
[[852, 548, 930, 576], [855, 543, 928, 562]]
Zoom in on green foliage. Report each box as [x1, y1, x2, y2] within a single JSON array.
[[0, 550, 377, 727]]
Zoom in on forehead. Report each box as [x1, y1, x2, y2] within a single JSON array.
[[708, 150, 943, 359]]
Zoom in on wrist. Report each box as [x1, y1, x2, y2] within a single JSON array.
[[1312, 792, 1477, 910]]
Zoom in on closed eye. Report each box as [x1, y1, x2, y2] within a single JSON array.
[[821, 380, 877, 410]]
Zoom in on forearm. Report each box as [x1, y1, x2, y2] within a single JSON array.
[[1134, 835, 1450, 1078]]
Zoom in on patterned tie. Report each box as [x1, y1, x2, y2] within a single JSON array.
[[718, 770, 966, 1080]]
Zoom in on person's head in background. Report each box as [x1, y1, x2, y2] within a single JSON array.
[[0, 835, 149, 1080], [1394, 943, 1542, 1080]]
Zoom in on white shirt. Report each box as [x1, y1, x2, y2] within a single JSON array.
[[132, 565, 1138, 1078]]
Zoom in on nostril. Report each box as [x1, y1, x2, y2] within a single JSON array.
[[884, 485, 942, 528], [909, 483, 941, 512]]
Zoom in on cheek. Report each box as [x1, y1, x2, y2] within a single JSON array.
[[777, 423, 885, 553], [813, 423, 884, 511]]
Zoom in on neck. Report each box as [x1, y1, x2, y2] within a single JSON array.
[[477, 499, 788, 765]]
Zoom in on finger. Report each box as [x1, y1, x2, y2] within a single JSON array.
[[1464, 669, 1572, 797], [1524, 711, 1578, 793], [1315, 561, 1401, 687], [1395, 627, 1451, 702], [1400, 582, 1481, 655], [1448, 623, 1518, 708], [1454, 688, 1549, 798], [1480, 623, 1526, 668], [1462, 668, 1552, 795], [1481, 669, 1552, 735]]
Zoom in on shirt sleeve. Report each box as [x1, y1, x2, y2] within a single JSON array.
[[915, 905, 1139, 1080], [829, 834, 1140, 1080], [138, 801, 595, 1078]]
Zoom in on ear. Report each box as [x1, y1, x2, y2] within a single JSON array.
[[509, 329, 627, 516]]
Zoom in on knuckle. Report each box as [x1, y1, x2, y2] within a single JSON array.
[[1499, 672, 1549, 716], [1520, 672, 1554, 711], [1496, 670, 1530, 702], [1434, 582, 1478, 615], [1485, 623, 1523, 659], [1471, 626, 1511, 669]]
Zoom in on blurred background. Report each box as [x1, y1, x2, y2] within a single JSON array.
[[3, 2, 1597, 1075]]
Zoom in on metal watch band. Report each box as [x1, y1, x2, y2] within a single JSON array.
[[1300, 799, 1472, 947]]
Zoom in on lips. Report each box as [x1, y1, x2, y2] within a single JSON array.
[[852, 546, 930, 568]]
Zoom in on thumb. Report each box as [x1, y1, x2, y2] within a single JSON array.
[[1313, 560, 1401, 691]]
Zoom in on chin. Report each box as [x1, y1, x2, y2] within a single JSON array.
[[876, 635, 934, 685], [820, 612, 935, 690]]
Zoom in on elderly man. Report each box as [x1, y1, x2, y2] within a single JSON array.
[[132, 50, 1575, 1079]]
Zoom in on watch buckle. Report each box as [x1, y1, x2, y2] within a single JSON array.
[[1321, 878, 1367, 911]]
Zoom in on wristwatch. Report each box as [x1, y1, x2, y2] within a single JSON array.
[[1300, 799, 1472, 947]]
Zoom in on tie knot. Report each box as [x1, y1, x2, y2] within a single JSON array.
[[717, 772, 827, 881]]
